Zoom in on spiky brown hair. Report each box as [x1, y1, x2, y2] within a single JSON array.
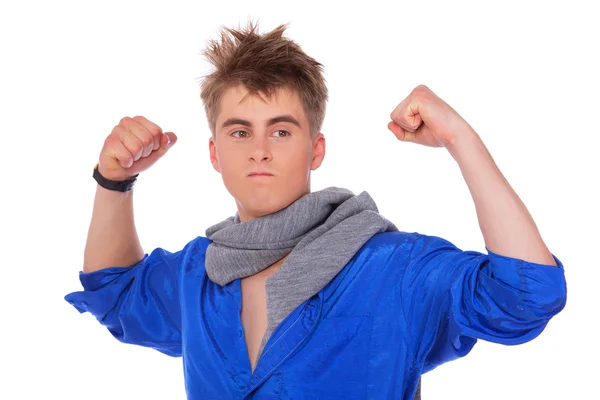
[[199, 20, 328, 138]]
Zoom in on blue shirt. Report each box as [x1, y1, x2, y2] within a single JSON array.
[[64, 231, 567, 399]]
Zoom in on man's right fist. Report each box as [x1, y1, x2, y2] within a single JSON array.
[[98, 116, 177, 181]]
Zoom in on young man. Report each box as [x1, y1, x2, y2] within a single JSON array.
[[65, 22, 567, 399]]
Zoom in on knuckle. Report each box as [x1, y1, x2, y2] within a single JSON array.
[[129, 142, 144, 155], [390, 109, 402, 121], [141, 136, 154, 148], [104, 133, 119, 147], [119, 116, 131, 125], [124, 151, 134, 162], [414, 84, 429, 96], [111, 124, 124, 135]]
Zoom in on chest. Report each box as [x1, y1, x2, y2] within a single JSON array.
[[239, 258, 286, 369], [240, 275, 268, 369]]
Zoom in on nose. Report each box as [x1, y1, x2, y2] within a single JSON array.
[[249, 136, 272, 163]]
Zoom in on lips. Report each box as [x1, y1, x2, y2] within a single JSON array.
[[248, 171, 274, 177]]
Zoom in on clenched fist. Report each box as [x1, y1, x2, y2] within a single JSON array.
[[98, 116, 177, 181], [388, 85, 471, 149]]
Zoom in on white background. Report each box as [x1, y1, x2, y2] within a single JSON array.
[[1, 0, 598, 399]]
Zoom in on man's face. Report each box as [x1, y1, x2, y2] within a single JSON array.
[[209, 84, 326, 222]]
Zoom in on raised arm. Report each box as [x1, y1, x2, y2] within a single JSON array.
[[387, 85, 566, 371], [65, 116, 184, 356], [389, 84, 556, 265], [84, 186, 142, 273], [84, 115, 176, 273]]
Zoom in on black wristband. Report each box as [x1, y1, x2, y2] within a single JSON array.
[[93, 163, 139, 192]]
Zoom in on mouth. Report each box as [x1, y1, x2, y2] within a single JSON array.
[[248, 172, 274, 177]]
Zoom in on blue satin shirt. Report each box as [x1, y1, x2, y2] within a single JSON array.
[[64, 231, 567, 399]]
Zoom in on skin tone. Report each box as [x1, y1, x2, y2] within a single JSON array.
[[388, 84, 556, 266], [209, 84, 326, 223]]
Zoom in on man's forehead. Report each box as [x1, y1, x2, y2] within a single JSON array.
[[217, 85, 305, 125]]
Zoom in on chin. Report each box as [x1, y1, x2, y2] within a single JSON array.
[[237, 191, 299, 219], [248, 198, 289, 217]]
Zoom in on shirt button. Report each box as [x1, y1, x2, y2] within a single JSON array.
[[81, 301, 89, 308], [517, 304, 525, 311]]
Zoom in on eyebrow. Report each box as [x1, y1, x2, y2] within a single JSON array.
[[220, 114, 302, 130]]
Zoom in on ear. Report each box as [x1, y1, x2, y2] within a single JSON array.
[[209, 136, 221, 173], [310, 132, 326, 170]]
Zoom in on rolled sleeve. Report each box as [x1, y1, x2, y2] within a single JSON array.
[[64, 248, 183, 357], [485, 247, 567, 320], [401, 233, 567, 372]]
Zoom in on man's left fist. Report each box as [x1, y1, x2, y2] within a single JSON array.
[[388, 85, 471, 148]]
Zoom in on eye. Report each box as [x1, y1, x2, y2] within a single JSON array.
[[272, 130, 290, 138], [231, 130, 249, 138]]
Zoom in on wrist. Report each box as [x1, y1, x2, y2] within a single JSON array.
[[97, 164, 137, 181], [93, 163, 139, 192]]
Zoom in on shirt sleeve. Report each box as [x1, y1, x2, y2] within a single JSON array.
[[400, 233, 567, 373], [64, 245, 185, 357]]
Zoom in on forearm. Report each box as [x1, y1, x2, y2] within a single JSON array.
[[83, 184, 144, 273], [446, 128, 556, 266]]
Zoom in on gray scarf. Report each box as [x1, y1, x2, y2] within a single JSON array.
[[205, 186, 398, 362]]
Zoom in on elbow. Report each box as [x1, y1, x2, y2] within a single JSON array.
[[486, 250, 568, 319], [532, 272, 567, 318]]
